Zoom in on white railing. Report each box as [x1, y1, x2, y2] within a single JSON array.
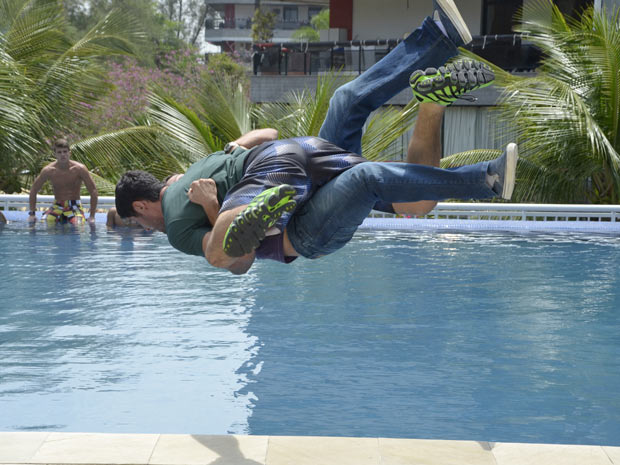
[[0, 195, 115, 211], [1, 194, 619, 223]]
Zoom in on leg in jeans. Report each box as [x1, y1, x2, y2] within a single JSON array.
[[318, 17, 458, 155], [287, 161, 496, 258]]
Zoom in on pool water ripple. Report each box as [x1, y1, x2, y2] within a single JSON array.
[[0, 223, 619, 443]]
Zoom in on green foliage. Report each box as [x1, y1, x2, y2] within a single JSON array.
[[292, 26, 319, 42], [251, 8, 277, 43], [292, 9, 329, 42], [63, 0, 173, 65], [0, 0, 145, 193], [311, 9, 329, 30], [206, 53, 249, 88], [460, 0, 620, 203], [254, 70, 418, 161]]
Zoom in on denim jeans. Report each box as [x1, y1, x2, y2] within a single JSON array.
[[318, 17, 458, 155], [288, 161, 495, 258], [287, 17, 476, 258]]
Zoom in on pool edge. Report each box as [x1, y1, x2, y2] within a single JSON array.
[[0, 431, 618, 465]]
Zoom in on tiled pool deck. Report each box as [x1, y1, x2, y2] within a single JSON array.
[[1, 433, 619, 465]]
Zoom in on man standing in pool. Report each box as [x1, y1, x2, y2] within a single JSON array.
[[115, 0, 518, 274], [28, 138, 99, 225]]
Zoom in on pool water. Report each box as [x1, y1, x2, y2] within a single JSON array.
[[1, 222, 619, 445]]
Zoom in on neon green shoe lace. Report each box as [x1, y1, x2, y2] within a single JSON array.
[[410, 59, 494, 106], [223, 185, 297, 257]]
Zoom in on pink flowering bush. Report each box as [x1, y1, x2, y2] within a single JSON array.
[[74, 48, 249, 138]]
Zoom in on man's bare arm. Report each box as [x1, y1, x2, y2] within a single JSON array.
[[187, 179, 255, 274], [28, 169, 49, 220], [79, 165, 98, 221], [231, 128, 278, 149], [201, 230, 254, 275]]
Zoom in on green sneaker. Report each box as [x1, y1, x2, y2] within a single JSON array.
[[410, 59, 494, 106], [223, 185, 297, 257]]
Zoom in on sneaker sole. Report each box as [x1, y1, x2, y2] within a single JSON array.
[[223, 185, 297, 257], [502, 142, 518, 200], [436, 0, 472, 44]]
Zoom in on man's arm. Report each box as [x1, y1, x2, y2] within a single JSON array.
[[186, 178, 255, 274], [187, 179, 219, 226], [230, 128, 278, 150], [28, 169, 49, 222], [201, 228, 255, 275], [79, 166, 98, 222]]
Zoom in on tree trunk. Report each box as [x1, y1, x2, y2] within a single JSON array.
[[190, 1, 209, 45], [177, 0, 183, 39]]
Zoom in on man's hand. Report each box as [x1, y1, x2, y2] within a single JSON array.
[[188, 178, 217, 205], [187, 178, 219, 226]]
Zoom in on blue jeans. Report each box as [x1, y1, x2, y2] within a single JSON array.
[[318, 17, 458, 155], [287, 17, 480, 258], [288, 161, 495, 258]]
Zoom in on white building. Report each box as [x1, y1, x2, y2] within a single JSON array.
[[204, 0, 329, 51]]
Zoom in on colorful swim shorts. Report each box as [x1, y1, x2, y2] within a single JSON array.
[[43, 200, 86, 224]]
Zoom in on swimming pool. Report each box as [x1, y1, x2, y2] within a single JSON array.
[[1, 221, 619, 445]]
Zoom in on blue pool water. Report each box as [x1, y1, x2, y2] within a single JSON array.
[[1, 221, 619, 445]]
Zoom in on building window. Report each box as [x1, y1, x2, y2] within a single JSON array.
[[308, 6, 323, 19], [554, 0, 593, 19], [482, 0, 594, 35], [482, 0, 523, 35], [283, 6, 298, 23]]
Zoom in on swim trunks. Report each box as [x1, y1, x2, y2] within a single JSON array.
[[43, 200, 85, 224]]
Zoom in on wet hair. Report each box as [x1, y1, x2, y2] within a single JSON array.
[[115, 170, 165, 218], [53, 138, 70, 150]]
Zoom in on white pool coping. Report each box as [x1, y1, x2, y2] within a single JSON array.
[[1, 432, 619, 465]]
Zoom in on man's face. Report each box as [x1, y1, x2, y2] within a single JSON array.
[[54, 147, 71, 163], [130, 200, 166, 232]]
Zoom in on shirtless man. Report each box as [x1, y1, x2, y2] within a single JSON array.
[[28, 138, 98, 224]]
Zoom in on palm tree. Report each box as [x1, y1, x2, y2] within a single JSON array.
[[75, 69, 419, 195], [451, 0, 620, 204], [0, 0, 144, 193], [253, 71, 419, 161]]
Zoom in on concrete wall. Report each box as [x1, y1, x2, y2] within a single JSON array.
[[250, 74, 500, 105], [351, 0, 482, 41]]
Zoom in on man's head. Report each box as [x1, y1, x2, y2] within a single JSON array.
[[115, 170, 166, 231], [53, 138, 71, 163]]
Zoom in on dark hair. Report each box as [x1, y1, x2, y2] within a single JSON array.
[[53, 138, 70, 150], [163, 173, 180, 184], [115, 170, 165, 218]]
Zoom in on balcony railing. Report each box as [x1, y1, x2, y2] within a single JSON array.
[[252, 34, 541, 75], [205, 17, 311, 30]]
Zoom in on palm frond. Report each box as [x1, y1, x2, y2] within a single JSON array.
[[254, 70, 350, 138], [70, 124, 189, 181], [148, 91, 221, 157], [193, 75, 252, 143], [361, 99, 418, 161], [2, 0, 68, 67]]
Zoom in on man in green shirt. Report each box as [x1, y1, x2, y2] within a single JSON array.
[[115, 0, 517, 275]]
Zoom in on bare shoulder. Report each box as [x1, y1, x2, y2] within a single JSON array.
[[70, 160, 88, 171], [38, 163, 55, 178]]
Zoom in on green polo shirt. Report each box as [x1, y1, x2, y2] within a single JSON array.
[[162, 147, 252, 257]]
